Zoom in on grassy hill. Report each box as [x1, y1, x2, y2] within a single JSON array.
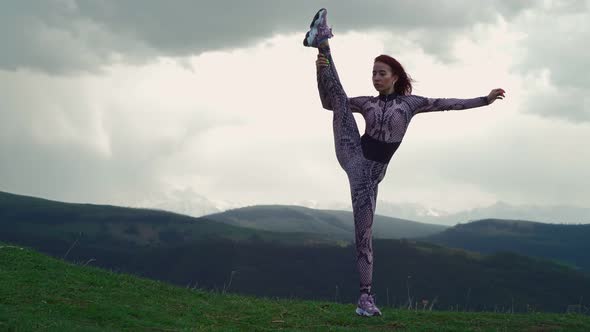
[[204, 205, 447, 240], [2, 243, 590, 332], [424, 219, 590, 271], [3, 231, 590, 314]]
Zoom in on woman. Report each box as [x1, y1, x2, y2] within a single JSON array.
[[303, 8, 506, 317]]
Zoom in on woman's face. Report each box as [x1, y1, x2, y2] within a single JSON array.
[[372, 61, 398, 94]]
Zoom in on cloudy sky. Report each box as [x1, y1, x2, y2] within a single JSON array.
[[1, 0, 589, 216]]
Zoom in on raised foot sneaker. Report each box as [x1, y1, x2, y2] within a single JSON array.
[[303, 8, 334, 48], [356, 293, 382, 317]]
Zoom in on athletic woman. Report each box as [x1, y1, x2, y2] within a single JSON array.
[[303, 8, 506, 317]]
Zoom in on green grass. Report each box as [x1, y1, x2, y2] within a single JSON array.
[[1, 243, 589, 331]]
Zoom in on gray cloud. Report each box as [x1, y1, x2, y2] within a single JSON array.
[[1, 0, 539, 74], [0, 105, 217, 205], [0, 138, 158, 204], [523, 86, 590, 123], [511, 0, 590, 122], [0, 67, 236, 205], [406, 124, 590, 207]]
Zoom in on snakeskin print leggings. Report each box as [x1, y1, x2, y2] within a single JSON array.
[[317, 46, 389, 295]]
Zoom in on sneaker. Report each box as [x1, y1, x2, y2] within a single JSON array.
[[356, 293, 382, 317], [303, 8, 334, 48]]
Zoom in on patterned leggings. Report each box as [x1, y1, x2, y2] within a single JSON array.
[[317, 47, 389, 295]]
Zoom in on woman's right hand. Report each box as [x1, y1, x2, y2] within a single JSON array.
[[316, 53, 330, 69], [486, 88, 506, 104]]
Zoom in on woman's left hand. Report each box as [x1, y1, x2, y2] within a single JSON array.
[[487, 88, 506, 104]]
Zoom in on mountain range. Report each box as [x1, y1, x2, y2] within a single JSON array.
[[204, 205, 446, 240], [133, 193, 589, 226], [288, 200, 590, 225], [424, 218, 590, 271]]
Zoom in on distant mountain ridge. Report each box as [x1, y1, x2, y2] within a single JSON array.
[[3, 190, 588, 274], [0, 190, 342, 247], [424, 218, 590, 271], [203, 205, 447, 240], [0, 191, 445, 245], [421, 201, 590, 225], [361, 200, 590, 225]]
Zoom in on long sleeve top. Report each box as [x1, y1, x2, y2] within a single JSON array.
[[319, 85, 489, 163], [320, 91, 490, 143]]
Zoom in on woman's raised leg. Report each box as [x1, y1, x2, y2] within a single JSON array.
[[316, 44, 363, 172]]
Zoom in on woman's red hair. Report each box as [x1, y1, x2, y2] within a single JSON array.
[[374, 54, 414, 95]]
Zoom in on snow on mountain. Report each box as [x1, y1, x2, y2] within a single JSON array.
[[309, 199, 589, 225], [441, 201, 590, 225], [132, 189, 243, 217], [133, 189, 589, 226]]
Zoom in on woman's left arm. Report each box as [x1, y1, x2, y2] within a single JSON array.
[[409, 88, 506, 116]]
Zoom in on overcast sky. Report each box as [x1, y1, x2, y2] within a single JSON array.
[[1, 0, 589, 215]]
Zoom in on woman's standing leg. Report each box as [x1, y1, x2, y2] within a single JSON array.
[[349, 160, 387, 295]]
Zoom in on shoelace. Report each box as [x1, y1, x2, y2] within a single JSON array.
[[317, 26, 333, 37]]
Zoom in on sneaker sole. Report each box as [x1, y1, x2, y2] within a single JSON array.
[[303, 8, 327, 47], [355, 307, 382, 317]]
